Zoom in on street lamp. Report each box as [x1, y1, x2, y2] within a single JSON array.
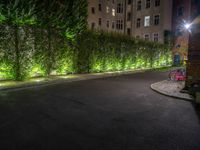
[[184, 23, 191, 30]]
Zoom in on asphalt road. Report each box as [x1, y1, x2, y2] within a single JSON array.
[[0, 70, 200, 150]]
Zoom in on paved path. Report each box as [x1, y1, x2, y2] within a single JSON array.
[[151, 80, 194, 100], [0, 71, 200, 150]]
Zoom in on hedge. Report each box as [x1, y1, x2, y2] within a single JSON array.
[[0, 28, 172, 81], [76, 31, 172, 73]]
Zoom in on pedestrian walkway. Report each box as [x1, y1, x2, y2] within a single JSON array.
[[151, 80, 194, 101], [0, 69, 146, 92]]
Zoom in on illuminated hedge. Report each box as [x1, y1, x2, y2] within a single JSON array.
[[76, 31, 172, 73], [0, 0, 87, 80], [0, 0, 172, 81]]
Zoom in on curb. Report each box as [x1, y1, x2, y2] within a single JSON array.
[[151, 81, 194, 101], [0, 69, 146, 92]]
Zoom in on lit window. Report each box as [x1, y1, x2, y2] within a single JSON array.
[[154, 15, 160, 25], [146, 0, 150, 8], [106, 6, 110, 13], [155, 0, 160, 7], [112, 9, 116, 16], [137, 1, 142, 11], [153, 33, 159, 42], [136, 18, 141, 28], [144, 16, 150, 27]]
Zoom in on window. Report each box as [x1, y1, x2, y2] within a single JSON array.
[[153, 33, 159, 42], [128, 0, 132, 5], [112, 21, 115, 29], [177, 6, 184, 16], [144, 16, 150, 27], [117, 3, 123, 13], [98, 18, 102, 26], [98, 4, 102, 11], [144, 34, 150, 41], [91, 22, 95, 29], [116, 20, 123, 30], [146, 0, 150, 8], [106, 6, 110, 13], [136, 35, 140, 38], [127, 12, 131, 21], [136, 18, 141, 28], [154, 15, 160, 25], [137, 1, 142, 11], [127, 28, 131, 36], [112, 0, 115, 4], [155, 0, 160, 7], [112, 9, 116, 16], [91, 7, 95, 14], [107, 20, 110, 28]]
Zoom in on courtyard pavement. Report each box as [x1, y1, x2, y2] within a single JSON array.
[[0, 70, 200, 150]]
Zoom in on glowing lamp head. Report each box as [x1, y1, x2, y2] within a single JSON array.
[[184, 23, 191, 29]]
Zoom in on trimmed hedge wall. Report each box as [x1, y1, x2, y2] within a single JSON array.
[[76, 31, 172, 73], [0, 29, 172, 81]]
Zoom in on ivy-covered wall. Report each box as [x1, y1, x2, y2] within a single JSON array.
[[76, 31, 172, 73], [0, 0, 87, 80], [0, 0, 172, 81]]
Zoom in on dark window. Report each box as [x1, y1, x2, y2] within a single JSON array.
[[91, 22, 95, 29], [177, 6, 184, 16], [98, 4, 102, 11], [98, 18, 102, 26], [153, 33, 159, 42], [128, 0, 132, 5], [107, 20, 110, 28], [116, 20, 123, 30], [154, 15, 160, 25], [112, 0, 115, 4], [91, 7, 95, 14], [136, 18, 141, 28], [112, 21, 115, 29], [144, 34, 150, 41], [127, 28, 131, 36], [117, 3, 123, 13], [127, 12, 131, 21], [155, 0, 160, 7], [137, 1, 142, 11], [146, 0, 150, 8]]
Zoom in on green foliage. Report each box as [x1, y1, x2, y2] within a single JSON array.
[[0, 0, 172, 81], [76, 31, 172, 73], [0, 0, 87, 80]]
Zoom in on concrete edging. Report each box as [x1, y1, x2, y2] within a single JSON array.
[[151, 80, 194, 101]]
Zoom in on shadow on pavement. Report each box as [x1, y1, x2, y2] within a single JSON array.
[[192, 103, 200, 124]]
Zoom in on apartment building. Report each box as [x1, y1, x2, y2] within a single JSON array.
[[172, 0, 191, 65], [87, 0, 173, 43]]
